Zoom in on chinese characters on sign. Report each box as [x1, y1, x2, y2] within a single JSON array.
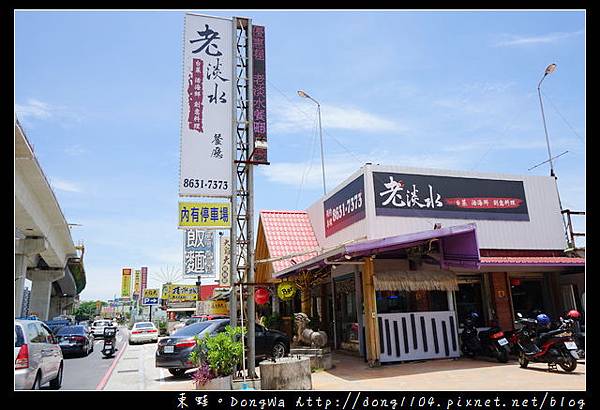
[[183, 229, 215, 278], [324, 175, 366, 237], [178, 201, 231, 229], [142, 288, 160, 306], [180, 14, 233, 197], [219, 236, 231, 287], [133, 269, 141, 299], [373, 172, 529, 221], [140, 266, 148, 297], [251, 25, 268, 164], [163, 284, 198, 302], [121, 268, 132, 298]]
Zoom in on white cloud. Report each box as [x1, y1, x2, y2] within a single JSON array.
[[15, 98, 84, 124], [15, 99, 53, 120], [259, 151, 465, 191], [50, 177, 82, 193], [493, 30, 583, 47], [269, 96, 405, 134]]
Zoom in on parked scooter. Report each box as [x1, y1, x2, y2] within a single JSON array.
[[563, 310, 584, 360], [460, 312, 510, 363], [101, 326, 118, 358], [514, 313, 578, 372]]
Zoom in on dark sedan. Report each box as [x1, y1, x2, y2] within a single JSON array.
[[155, 319, 290, 377], [156, 320, 226, 377], [56, 325, 94, 357]]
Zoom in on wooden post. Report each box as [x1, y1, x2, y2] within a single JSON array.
[[361, 257, 380, 366]]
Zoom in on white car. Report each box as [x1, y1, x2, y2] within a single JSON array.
[[129, 322, 159, 344], [91, 320, 115, 338], [15, 319, 64, 389]]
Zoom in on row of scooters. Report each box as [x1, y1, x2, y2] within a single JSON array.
[[460, 310, 584, 372]]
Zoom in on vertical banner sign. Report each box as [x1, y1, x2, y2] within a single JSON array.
[[121, 268, 132, 298], [141, 266, 148, 297], [179, 14, 233, 197], [133, 269, 141, 299], [219, 236, 231, 287], [251, 25, 268, 164], [184, 229, 215, 277]]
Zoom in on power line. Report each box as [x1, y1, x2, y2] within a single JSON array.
[[540, 89, 585, 144]]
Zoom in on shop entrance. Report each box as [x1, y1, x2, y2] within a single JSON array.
[[509, 276, 550, 318], [334, 275, 359, 353]]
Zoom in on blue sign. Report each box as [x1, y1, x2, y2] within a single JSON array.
[[142, 297, 159, 306]]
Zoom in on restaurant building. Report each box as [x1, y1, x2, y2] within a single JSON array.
[[255, 164, 584, 365]]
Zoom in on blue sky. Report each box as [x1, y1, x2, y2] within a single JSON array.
[[15, 10, 585, 301]]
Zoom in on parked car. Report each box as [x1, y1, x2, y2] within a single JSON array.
[[91, 319, 115, 338], [15, 319, 64, 389], [156, 319, 228, 377], [129, 322, 159, 345], [44, 317, 72, 335], [155, 319, 290, 378], [171, 314, 230, 333], [55, 325, 95, 357]]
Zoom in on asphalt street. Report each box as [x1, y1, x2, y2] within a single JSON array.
[[44, 326, 129, 390]]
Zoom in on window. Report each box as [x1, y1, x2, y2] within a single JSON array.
[[27, 323, 44, 343], [134, 323, 155, 329], [376, 290, 449, 314], [15, 325, 25, 347]]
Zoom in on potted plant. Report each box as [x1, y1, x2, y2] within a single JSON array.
[[189, 325, 245, 390]]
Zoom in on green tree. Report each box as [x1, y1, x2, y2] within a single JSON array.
[[73, 300, 101, 321]]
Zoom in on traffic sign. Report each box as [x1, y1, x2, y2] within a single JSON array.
[[142, 297, 159, 306], [142, 288, 160, 306]]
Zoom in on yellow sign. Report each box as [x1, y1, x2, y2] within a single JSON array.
[[133, 269, 141, 295], [277, 282, 297, 301], [199, 300, 229, 315], [121, 268, 132, 297], [143, 288, 159, 298], [163, 284, 198, 302], [178, 202, 231, 229]]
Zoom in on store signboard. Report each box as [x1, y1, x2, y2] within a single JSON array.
[[324, 174, 366, 237], [141, 267, 148, 296], [178, 201, 231, 229], [133, 269, 141, 299], [183, 230, 215, 278], [372, 172, 529, 221], [251, 24, 268, 164], [179, 13, 233, 197], [163, 284, 198, 302], [219, 236, 231, 287], [142, 288, 160, 306], [121, 268, 132, 298]]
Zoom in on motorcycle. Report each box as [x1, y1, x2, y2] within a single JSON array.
[[460, 312, 510, 363], [514, 313, 578, 372], [101, 326, 118, 358]]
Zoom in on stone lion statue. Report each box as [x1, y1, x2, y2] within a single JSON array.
[[293, 312, 328, 348]]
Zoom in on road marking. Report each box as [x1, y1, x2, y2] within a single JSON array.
[[95, 329, 129, 390]]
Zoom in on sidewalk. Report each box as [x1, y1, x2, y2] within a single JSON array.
[[311, 352, 586, 390]]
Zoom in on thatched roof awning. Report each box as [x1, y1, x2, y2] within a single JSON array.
[[374, 271, 458, 292]]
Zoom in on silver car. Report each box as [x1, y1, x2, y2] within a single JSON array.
[[91, 319, 115, 338], [15, 319, 64, 390]]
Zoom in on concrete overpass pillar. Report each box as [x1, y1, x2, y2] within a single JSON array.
[[15, 237, 48, 318], [27, 269, 64, 321]]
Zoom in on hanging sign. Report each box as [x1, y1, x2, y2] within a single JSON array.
[[277, 282, 297, 301], [179, 13, 233, 197], [219, 236, 231, 287], [121, 268, 132, 298], [178, 201, 231, 229], [183, 230, 215, 278]]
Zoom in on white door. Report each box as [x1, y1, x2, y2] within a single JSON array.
[[26, 323, 44, 383]]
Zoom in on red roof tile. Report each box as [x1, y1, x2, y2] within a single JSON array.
[[480, 256, 585, 266], [260, 210, 320, 274]]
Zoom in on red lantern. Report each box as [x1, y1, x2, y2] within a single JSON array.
[[254, 288, 270, 305], [510, 278, 521, 286]]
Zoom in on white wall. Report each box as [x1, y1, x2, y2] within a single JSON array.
[[307, 164, 567, 251]]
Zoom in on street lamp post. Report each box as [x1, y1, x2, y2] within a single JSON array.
[[537, 63, 557, 178], [298, 90, 327, 195]]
